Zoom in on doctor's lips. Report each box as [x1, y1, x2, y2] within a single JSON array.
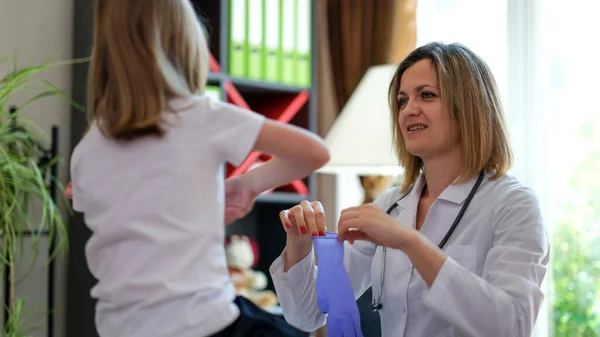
[[406, 122, 428, 133]]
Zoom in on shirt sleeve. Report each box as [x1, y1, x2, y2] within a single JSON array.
[[205, 98, 265, 167], [71, 182, 85, 212], [268, 188, 400, 332], [422, 185, 550, 337]]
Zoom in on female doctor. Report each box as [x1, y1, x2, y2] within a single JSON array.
[[269, 42, 550, 337]]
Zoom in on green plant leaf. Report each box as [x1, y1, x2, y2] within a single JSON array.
[[1, 55, 81, 335]]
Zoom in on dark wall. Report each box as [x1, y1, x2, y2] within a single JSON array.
[[66, 1, 97, 336]]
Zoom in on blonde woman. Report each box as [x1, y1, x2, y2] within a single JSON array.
[[272, 42, 549, 337], [69, 1, 328, 337]]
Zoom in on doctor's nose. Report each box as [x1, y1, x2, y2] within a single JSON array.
[[402, 101, 422, 117]]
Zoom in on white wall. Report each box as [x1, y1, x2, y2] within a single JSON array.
[[332, 174, 364, 227], [0, 1, 74, 336]]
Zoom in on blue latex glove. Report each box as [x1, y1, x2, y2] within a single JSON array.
[[312, 232, 364, 337]]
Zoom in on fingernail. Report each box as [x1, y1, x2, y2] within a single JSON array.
[[285, 222, 291, 228], [319, 231, 325, 236], [311, 231, 317, 236], [300, 227, 307, 234]]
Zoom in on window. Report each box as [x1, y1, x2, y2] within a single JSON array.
[[541, 1, 600, 336], [416, 0, 508, 103], [417, 0, 600, 335]]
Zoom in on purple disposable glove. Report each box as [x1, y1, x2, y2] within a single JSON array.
[[312, 232, 364, 337]]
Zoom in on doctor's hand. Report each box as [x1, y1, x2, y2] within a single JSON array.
[[224, 175, 258, 225], [279, 200, 327, 240], [279, 200, 327, 272], [337, 203, 417, 250]]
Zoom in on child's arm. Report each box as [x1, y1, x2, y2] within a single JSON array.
[[65, 181, 73, 199], [64, 119, 329, 202], [238, 119, 329, 195]]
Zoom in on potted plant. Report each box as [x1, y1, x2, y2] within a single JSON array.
[[0, 57, 84, 336]]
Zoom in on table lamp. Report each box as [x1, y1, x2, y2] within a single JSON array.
[[318, 64, 403, 204]]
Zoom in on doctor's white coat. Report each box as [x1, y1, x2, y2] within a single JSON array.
[[269, 172, 550, 337]]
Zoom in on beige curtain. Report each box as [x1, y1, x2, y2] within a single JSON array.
[[390, 0, 418, 62]]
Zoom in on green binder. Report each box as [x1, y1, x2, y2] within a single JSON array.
[[264, 0, 282, 82], [205, 85, 222, 101], [280, 0, 297, 85], [229, 0, 248, 77], [247, 0, 265, 80], [295, 0, 311, 87]]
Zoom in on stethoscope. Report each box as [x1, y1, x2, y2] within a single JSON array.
[[371, 170, 486, 312]]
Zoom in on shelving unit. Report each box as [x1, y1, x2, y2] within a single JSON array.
[[67, 1, 318, 336], [200, 0, 316, 196]]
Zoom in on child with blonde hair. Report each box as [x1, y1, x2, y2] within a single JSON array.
[[69, 1, 329, 336]]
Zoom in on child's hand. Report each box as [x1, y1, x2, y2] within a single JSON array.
[[224, 176, 257, 224], [65, 182, 73, 199]]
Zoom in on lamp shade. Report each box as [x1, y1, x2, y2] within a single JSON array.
[[318, 64, 402, 176]]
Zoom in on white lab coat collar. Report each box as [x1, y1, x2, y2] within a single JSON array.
[[392, 171, 491, 233], [438, 171, 491, 204]]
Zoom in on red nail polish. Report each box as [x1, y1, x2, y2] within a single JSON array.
[[311, 231, 317, 236], [300, 227, 307, 234], [319, 231, 325, 236], [285, 222, 291, 228]]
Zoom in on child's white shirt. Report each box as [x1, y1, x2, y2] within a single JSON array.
[[70, 95, 265, 337]]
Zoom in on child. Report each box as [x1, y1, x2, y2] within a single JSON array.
[[69, 1, 329, 337]]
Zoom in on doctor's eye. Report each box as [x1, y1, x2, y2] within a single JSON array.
[[421, 91, 437, 99], [397, 97, 408, 108]]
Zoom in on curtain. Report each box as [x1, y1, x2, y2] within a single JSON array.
[[316, 0, 415, 232], [314, 0, 338, 238], [314, 1, 418, 336], [326, 0, 396, 111], [390, 0, 418, 62]]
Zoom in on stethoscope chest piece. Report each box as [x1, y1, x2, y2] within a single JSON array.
[[371, 303, 383, 312]]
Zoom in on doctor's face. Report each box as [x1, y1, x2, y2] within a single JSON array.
[[397, 59, 458, 160]]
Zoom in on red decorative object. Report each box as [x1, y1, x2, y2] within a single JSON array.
[[224, 81, 251, 110], [213, 53, 311, 196], [209, 52, 221, 72]]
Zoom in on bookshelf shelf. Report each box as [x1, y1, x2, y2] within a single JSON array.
[[256, 191, 307, 204], [228, 76, 308, 94], [207, 72, 224, 83]]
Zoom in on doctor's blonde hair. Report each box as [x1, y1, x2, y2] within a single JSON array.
[[388, 42, 513, 193], [88, 0, 210, 140]]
